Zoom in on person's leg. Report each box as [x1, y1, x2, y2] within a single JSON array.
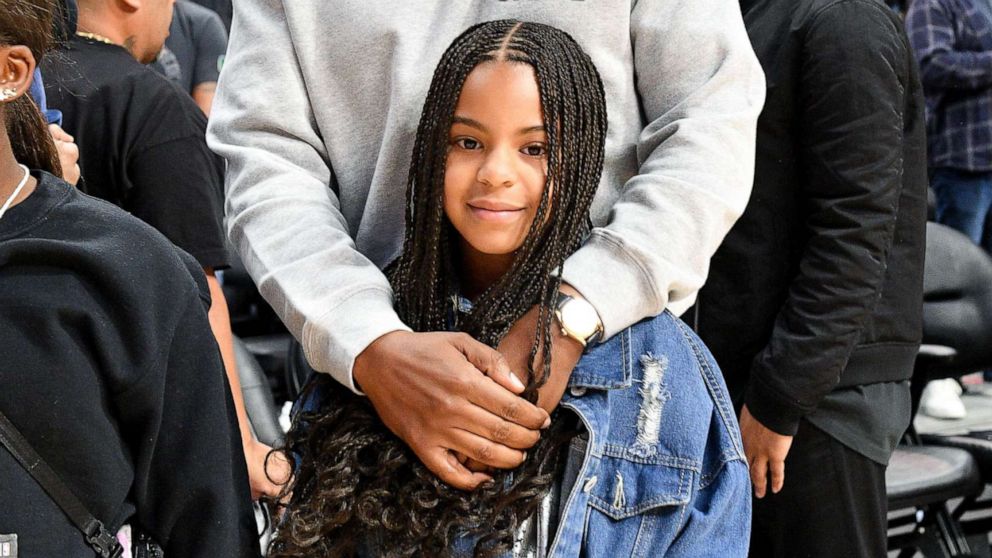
[[931, 168, 992, 246], [749, 420, 887, 558]]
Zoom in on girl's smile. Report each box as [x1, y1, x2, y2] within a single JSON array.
[[466, 198, 527, 222]]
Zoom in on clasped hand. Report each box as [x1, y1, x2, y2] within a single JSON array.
[[353, 304, 584, 491]]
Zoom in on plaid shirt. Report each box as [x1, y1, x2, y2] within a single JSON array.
[[907, 0, 992, 171]]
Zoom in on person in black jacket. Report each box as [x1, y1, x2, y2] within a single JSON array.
[[0, 1, 259, 555], [696, 0, 928, 555]]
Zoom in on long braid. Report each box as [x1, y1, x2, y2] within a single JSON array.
[[271, 21, 609, 558]]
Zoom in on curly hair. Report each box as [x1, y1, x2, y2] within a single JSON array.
[[269, 20, 608, 558]]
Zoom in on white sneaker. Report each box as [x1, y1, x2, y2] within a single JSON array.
[[920, 378, 967, 420]]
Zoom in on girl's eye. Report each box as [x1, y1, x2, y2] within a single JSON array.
[[455, 138, 481, 150], [522, 144, 547, 157]]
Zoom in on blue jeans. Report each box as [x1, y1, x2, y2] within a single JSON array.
[[930, 168, 992, 253]]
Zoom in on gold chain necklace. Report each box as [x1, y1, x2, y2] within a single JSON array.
[[76, 31, 117, 46]]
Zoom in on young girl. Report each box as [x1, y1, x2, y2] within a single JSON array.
[[272, 20, 749, 558]]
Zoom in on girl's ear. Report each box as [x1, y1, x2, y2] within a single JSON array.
[[0, 46, 36, 105]]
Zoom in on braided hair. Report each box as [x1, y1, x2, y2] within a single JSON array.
[[0, 0, 61, 176], [271, 20, 608, 558]]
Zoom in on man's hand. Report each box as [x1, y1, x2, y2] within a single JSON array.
[[245, 439, 292, 500], [740, 404, 794, 498], [456, 301, 585, 475], [353, 330, 551, 491]]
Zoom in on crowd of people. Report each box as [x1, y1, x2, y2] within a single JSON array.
[[0, 0, 987, 556]]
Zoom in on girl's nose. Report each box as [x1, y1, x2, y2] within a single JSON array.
[[477, 148, 516, 188]]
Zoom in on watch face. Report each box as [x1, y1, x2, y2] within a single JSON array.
[[560, 298, 599, 338]]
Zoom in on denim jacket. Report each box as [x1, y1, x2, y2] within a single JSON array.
[[540, 310, 751, 557], [296, 310, 750, 557]]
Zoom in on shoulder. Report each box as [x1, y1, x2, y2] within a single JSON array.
[[178, 0, 226, 30], [800, 0, 911, 82], [907, 0, 955, 16], [122, 67, 210, 148], [806, 0, 905, 41], [621, 312, 716, 380], [57, 178, 203, 297], [579, 312, 726, 421], [127, 63, 201, 114], [573, 312, 744, 480]]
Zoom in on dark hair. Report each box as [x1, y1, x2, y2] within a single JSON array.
[[271, 20, 608, 558], [0, 0, 62, 175]]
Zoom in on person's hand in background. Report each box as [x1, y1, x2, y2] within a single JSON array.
[[49, 124, 80, 186]]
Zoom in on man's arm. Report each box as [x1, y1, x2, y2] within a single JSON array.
[[744, 3, 912, 444], [906, 0, 992, 91], [192, 82, 216, 116], [500, 0, 764, 416], [558, 0, 764, 338], [204, 268, 291, 499], [188, 3, 227, 116], [208, 0, 408, 394]]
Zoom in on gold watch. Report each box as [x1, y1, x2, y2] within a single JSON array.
[[554, 293, 604, 348]]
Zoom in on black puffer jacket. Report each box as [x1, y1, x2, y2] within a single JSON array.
[[696, 0, 928, 436]]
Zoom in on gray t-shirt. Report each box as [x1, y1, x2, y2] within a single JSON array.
[[152, 0, 228, 94], [190, 0, 232, 33], [807, 381, 911, 465]]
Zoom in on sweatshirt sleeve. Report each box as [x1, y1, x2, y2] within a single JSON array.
[[118, 289, 259, 556], [560, 0, 765, 337], [207, 0, 410, 393], [744, 3, 911, 436]]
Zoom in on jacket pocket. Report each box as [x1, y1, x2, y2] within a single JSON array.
[[586, 454, 692, 520]]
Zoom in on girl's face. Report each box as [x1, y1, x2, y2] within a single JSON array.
[[443, 61, 549, 262]]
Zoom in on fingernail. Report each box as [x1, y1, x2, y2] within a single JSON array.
[[508, 371, 525, 391], [542, 416, 551, 429]]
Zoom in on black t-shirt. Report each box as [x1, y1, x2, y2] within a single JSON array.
[[153, 0, 229, 93], [0, 171, 259, 557], [42, 36, 228, 269]]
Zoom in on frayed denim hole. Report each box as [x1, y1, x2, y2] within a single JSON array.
[[634, 353, 670, 451]]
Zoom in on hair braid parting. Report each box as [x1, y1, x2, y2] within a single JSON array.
[[270, 20, 608, 558]]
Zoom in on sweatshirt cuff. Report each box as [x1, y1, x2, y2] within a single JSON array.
[[301, 288, 411, 395], [560, 229, 665, 340], [743, 379, 805, 437]]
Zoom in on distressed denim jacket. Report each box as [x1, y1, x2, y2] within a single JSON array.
[[298, 309, 750, 557], [539, 310, 752, 557]]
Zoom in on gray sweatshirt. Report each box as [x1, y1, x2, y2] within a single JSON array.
[[208, 1, 765, 393]]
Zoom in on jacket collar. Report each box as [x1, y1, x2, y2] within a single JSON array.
[[568, 327, 632, 390]]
